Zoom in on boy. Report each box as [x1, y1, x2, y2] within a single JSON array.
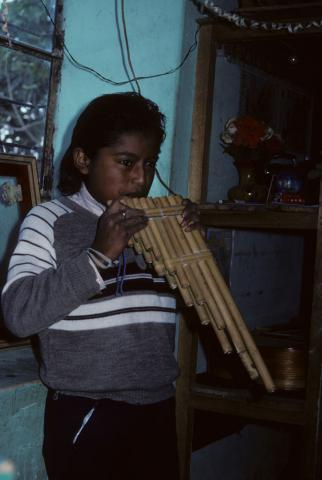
[[2, 92, 200, 479]]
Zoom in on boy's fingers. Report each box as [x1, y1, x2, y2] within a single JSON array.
[[106, 199, 123, 215]]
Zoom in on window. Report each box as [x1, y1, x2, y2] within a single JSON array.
[[0, 0, 63, 347], [0, 0, 63, 196]]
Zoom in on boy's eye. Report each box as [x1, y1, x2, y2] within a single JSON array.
[[119, 158, 133, 167], [145, 161, 157, 170]]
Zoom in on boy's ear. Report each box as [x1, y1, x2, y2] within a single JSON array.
[[73, 148, 91, 174]]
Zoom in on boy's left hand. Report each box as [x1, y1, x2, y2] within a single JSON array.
[[181, 198, 203, 233]]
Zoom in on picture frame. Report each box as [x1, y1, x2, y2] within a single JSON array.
[[0, 153, 41, 347], [0, 153, 41, 214]]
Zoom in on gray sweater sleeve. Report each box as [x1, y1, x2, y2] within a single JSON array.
[[1, 201, 102, 338], [1, 250, 101, 338]]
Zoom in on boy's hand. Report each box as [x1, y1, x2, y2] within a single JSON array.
[[91, 199, 148, 260], [181, 198, 203, 234]]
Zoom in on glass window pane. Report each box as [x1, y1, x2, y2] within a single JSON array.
[[0, 0, 57, 52], [0, 46, 51, 171]]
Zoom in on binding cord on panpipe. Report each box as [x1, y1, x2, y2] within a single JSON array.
[[123, 195, 275, 393]]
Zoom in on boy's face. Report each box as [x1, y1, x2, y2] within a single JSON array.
[[75, 132, 160, 204]]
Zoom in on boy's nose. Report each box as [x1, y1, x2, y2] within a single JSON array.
[[132, 163, 146, 186]]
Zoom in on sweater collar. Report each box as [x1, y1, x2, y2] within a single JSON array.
[[69, 183, 105, 217]]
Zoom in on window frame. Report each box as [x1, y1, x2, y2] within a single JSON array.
[[0, 0, 63, 197], [0, 0, 63, 348]]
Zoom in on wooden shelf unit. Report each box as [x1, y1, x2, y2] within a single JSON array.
[[200, 203, 318, 230], [176, 14, 322, 480]]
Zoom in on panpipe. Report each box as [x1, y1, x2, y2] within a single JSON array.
[[123, 195, 275, 393]]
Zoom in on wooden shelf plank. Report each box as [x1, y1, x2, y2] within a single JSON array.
[[200, 204, 318, 230], [190, 383, 305, 426]]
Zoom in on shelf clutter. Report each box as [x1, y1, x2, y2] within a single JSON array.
[[176, 4, 322, 477]]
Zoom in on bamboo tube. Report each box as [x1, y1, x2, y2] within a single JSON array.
[[157, 197, 190, 258], [149, 201, 193, 293], [206, 311, 233, 354], [166, 195, 204, 255], [175, 264, 191, 289], [142, 205, 184, 217], [175, 281, 195, 307], [183, 263, 205, 306], [135, 197, 195, 305], [134, 223, 153, 255], [191, 301, 211, 326], [139, 198, 174, 272], [131, 197, 163, 261], [196, 260, 248, 354], [170, 202, 275, 391], [161, 196, 199, 258], [176, 272, 197, 308], [130, 236, 141, 253], [205, 257, 275, 392], [159, 197, 225, 329], [154, 209, 183, 266], [123, 195, 275, 392], [141, 198, 178, 287], [193, 261, 225, 331], [146, 202, 239, 352]]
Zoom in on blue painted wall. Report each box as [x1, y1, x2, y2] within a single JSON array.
[[52, 0, 192, 198], [0, 347, 47, 479]]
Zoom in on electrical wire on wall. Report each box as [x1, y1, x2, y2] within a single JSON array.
[[39, 0, 199, 88], [37, 0, 201, 196], [115, 0, 141, 94], [115, 0, 141, 93]]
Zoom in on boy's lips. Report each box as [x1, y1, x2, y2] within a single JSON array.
[[120, 191, 145, 198]]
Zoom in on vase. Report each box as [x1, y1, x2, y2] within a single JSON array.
[[228, 165, 267, 203]]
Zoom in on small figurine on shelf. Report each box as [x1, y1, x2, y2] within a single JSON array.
[[274, 168, 305, 204], [266, 155, 310, 205]]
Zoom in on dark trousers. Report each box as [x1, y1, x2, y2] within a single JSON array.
[[43, 391, 179, 480]]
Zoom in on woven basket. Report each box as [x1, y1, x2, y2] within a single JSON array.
[[257, 344, 306, 390], [253, 328, 307, 390], [205, 326, 307, 391]]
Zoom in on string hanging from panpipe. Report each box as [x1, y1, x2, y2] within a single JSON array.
[[123, 195, 275, 393]]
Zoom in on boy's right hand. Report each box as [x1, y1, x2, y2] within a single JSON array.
[[91, 199, 148, 260]]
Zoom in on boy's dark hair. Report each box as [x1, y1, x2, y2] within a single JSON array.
[[58, 92, 166, 195]]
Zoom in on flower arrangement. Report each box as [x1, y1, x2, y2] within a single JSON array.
[[221, 116, 284, 167]]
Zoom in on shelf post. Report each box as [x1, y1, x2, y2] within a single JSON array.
[[176, 310, 198, 480], [302, 179, 322, 480]]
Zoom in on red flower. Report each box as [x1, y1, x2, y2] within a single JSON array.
[[233, 116, 267, 149], [220, 116, 284, 167]]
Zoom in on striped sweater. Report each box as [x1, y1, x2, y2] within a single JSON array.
[[1, 196, 179, 404]]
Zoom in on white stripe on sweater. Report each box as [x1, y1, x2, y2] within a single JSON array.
[[65, 292, 176, 317], [5, 200, 72, 287], [49, 309, 176, 331]]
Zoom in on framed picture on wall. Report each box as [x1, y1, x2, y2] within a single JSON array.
[[0, 153, 41, 347]]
